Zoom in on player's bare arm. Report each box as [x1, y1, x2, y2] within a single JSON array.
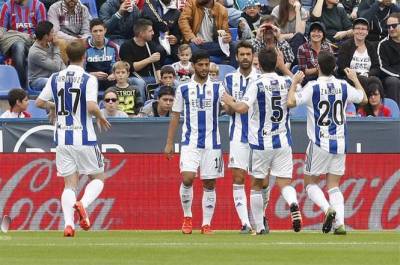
[[287, 71, 305, 108], [165, 111, 180, 160], [221, 92, 249, 114], [344, 68, 368, 105]]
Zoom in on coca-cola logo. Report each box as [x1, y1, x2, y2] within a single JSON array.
[[0, 157, 126, 230]]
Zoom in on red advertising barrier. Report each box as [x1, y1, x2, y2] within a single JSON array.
[[0, 154, 399, 230]]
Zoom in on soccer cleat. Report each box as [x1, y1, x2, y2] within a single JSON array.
[[201, 225, 214, 235], [181, 217, 193, 234], [334, 225, 347, 235], [240, 224, 253, 234], [63, 225, 75, 237], [74, 201, 91, 231], [289, 203, 302, 232], [255, 229, 267, 235], [322, 207, 336, 233], [263, 216, 270, 234]]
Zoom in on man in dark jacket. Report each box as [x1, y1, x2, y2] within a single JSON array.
[[142, 0, 181, 62], [99, 0, 142, 46], [377, 12, 400, 104], [358, 0, 400, 42]]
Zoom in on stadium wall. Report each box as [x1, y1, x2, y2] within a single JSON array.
[[0, 118, 399, 231]]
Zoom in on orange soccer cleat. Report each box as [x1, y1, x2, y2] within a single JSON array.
[[64, 225, 75, 237], [200, 225, 214, 235], [74, 201, 91, 231], [181, 217, 193, 234]]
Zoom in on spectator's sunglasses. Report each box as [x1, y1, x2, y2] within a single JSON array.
[[105, 98, 118, 103], [387, 23, 399, 29]]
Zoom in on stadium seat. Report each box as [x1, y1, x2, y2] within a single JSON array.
[[210, 56, 223, 64], [346, 102, 356, 116], [81, 0, 98, 18], [27, 100, 47, 118], [384, 98, 400, 118], [218, 64, 236, 81], [290, 104, 307, 119], [229, 28, 238, 41], [0, 65, 21, 99]]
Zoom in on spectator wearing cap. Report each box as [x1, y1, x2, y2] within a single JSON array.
[[179, 0, 235, 65], [237, 0, 262, 40], [139, 85, 174, 117], [311, 0, 353, 43], [297, 21, 332, 83], [337, 17, 380, 87], [251, 15, 294, 75], [101, 88, 129, 118], [377, 12, 400, 105], [358, 0, 400, 42]]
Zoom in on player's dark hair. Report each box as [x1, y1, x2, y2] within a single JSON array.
[[66, 40, 86, 63], [236, 40, 254, 55], [258, 47, 277, 73], [190, 49, 210, 64], [318, 51, 336, 76], [8, 88, 27, 108]]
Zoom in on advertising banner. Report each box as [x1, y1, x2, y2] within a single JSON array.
[[0, 153, 398, 231]]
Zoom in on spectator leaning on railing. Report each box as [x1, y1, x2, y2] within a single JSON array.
[[0, 0, 47, 89], [139, 85, 175, 117], [101, 88, 129, 118], [28, 21, 65, 91]]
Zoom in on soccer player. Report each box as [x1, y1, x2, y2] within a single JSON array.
[[222, 48, 302, 234], [35, 40, 111, 237], [164, 49, 226, 235], [223, 40, 260, 234], [287, 51, 367, 235]]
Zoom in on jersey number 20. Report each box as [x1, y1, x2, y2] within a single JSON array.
[[317, 100, 344, 126]]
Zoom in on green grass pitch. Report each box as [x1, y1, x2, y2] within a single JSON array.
[[0, 231, 398, 265]]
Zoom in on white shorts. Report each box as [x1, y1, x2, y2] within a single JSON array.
[[56, 145, 104, 177], [249, 146, 293, 179], [180, 145, 224, 179], [304, 141, 345, 176], [228, 142, 250, 170]]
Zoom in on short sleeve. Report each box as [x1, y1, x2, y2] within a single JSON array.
[[172, 86, 183, 112], [345, 82, 363, 104], [295, 83, 313, 106], [240, 81, 259, 107], [38, 75, 55, 101], [86, 76, 98, 102]]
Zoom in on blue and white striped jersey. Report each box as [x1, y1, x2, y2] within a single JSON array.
[[224, 68, 260, 144], [295, 76, 364, 154], [39, 65, 98, 146], [172, 78, 225, 149], [241, 72, 292, 150]]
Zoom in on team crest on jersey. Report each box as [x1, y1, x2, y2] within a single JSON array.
[[190, 90, 196, 95], [207, 90, 212, 96]]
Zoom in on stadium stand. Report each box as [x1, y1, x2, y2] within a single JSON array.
[[27, 99, 47, 118], [218, 64, 236, 81], [384, 98, 400, 118], [0, 65, 21, 99]]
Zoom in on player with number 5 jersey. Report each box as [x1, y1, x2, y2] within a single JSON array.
[[288, 51, 367, 235], [223, 48, 302, 235], [36, 40, 111, 237]]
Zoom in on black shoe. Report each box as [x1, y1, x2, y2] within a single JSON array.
[[322, 208, 336, 233], [256, 229, 267, 235], [240, 224, 253, 234], [289, 203, 302, 233]]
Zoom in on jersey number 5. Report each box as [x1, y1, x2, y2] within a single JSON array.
[[57, 88, 81, 116], [270, 96, 284, 122]]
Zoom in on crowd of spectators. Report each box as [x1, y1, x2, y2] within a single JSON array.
[[0, 0, 399, 118]]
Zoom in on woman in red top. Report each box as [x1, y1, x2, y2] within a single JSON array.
[[358, 76, 392, 117]]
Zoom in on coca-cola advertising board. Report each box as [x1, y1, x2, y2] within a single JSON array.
[[0, 153, 398, 230]]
